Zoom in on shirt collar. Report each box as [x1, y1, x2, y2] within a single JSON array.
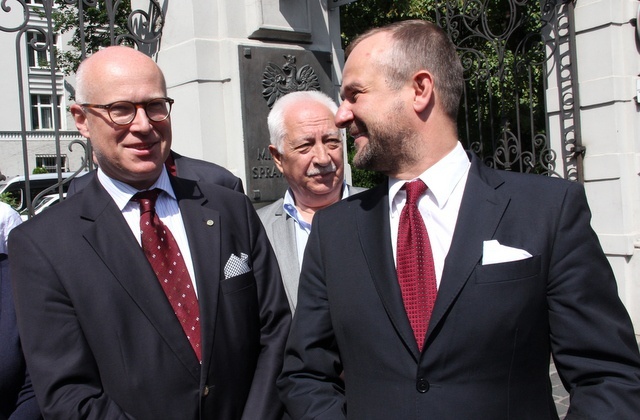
[[283, 188, 311, 231], [340, 180, 349, 199], [388, 142, 470, 215], [282, 180, 348, 231], [97, 166, 176, 211]]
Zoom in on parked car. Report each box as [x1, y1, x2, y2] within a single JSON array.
[[19, 193, 66, 221], [0, 172, 85, 212]]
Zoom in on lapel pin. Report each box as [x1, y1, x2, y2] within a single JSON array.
[[206, 220, 214, 226]]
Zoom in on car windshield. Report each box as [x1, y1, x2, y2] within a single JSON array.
[[19, 194, 61, 217]]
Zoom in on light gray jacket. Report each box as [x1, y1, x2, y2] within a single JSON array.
[[257, 185, 365, 313]]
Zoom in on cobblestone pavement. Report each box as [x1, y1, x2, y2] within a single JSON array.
[[550, 361, 569, 418]]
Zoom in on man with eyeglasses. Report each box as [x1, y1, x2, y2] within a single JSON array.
[[9, 46, 291, 420], [67, 100, 245, 195]]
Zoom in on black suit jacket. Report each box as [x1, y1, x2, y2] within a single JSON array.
[[67, 150, 244, 195], [279, 154, 640, 419], [0, 254, 41, 420], [10, 175, 290, 419]]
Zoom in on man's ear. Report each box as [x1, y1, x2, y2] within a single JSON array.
[[412, 70, 435, 113], [70, 104, 90, 138], [269, 144, 284, 173]]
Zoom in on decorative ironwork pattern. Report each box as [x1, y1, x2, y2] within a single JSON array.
[[430, 0, 580, 179], [544, 0, 583, 182]]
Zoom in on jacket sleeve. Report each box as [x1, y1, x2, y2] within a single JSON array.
[[240, 196, 291, 420], [9, 366, 42, 420], [547, 182, 640, 418], [277, 215, 346, 420], [9, 226, 135, 420]]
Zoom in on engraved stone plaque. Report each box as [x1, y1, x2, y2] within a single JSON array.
[[238, 45, 334, 203]]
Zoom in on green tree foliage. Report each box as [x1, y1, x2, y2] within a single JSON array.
[[341, 0, 438, 47], [0, 192, 18, 208], [52, 0, 132, 76], [32, 166, 49, 174]]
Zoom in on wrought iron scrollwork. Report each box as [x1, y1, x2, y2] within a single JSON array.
[[0, 0, 166, 216], [0, 0, 29, 32], [430, 0, 575, 179]]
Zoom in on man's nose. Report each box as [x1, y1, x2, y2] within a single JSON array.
[[129, 105, 152, 133], [312, 143, 332, 165], [334, 102, 353, 128]]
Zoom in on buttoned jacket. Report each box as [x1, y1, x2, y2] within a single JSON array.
[[11, 175, 290, 419], [278, 154, 640, 419]]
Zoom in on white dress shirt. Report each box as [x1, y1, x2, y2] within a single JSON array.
[[0, 202, 22, 255], [97, 167, 198, 296], [388, 142, 471, 288]]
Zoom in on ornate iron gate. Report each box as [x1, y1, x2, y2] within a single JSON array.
[[0, 0, 164, 216], [1, 0, 583, 216], [434, 0, 582, 180]]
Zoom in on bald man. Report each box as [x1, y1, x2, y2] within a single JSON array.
[[10, 46, 290, 420]]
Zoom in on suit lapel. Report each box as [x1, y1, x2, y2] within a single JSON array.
[[425, 156, 509, 345], [81, 178, 201, 380], [357, 184, 421, 360], [172, 151, 194, 179], [271, 205, 300, 308]]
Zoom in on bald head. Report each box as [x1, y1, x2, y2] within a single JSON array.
[[70, 45, 172, 190], [75, 46, 167, 104]]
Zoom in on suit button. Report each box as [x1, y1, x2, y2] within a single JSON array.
[[416, 378, 429, 393], [203, 385, 210, 396]]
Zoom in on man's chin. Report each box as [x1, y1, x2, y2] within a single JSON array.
[[307, 180, 342, 195], [118, 166, 165, 189], [353, 151, 372, 170]]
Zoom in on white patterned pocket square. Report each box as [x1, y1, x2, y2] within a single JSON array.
[[224, 252, 251, 279], [482, 240, 532, 265]]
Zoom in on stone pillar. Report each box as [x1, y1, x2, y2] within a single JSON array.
[[568, 0, 640, 331], [157, 0, 343, 203]]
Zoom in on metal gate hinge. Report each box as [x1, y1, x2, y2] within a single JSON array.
[[573, 145, 586, 157]]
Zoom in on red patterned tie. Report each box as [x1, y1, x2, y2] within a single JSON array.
[[133, 189, 201, 361], [397, 180, 437, 352]]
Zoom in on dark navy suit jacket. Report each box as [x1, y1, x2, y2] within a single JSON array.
[[0, 254, 42, 420], [279, 153, 640, 419], [11, 176, 290, 419]]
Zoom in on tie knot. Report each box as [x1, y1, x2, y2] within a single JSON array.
[[404, 180, 427, 205], [132, 189, 161, 214]]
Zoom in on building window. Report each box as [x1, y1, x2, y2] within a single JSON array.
[[31, 94, 62, 130], [36, 154, 67, 173], [27, 31, 53, 68]]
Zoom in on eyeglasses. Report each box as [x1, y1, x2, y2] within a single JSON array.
[[80, 97, 174, 125]]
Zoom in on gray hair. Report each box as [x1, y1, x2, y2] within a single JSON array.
[[267, 90, 342, 153]]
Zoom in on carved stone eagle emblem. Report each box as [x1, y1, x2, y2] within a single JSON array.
[[262, 54, 321, 108]]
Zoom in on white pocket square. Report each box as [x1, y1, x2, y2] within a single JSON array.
[[224, 252, 251, 279], [482, 240, 532, 265]]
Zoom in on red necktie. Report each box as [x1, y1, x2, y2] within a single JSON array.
[[396, 180, 437, 352], [132, 189, 201, 361]]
